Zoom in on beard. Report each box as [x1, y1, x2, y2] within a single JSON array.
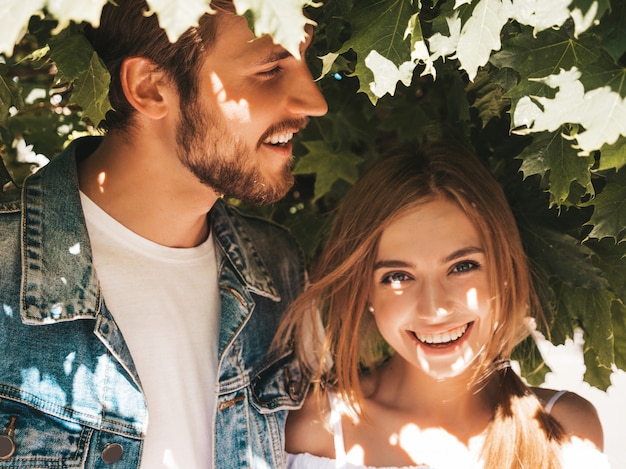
[[175, 99, 298, 205]]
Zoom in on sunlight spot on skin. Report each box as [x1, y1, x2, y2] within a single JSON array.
[[345, 444, 365, 465], [389, 432, 399, 446], [210, 72, 251, 123], [391, 279, 402, 289], [396, 423, 475, 467], [97, 171, 106, 193], [466, 287, 478, 311], [69, 243, 80, 255]]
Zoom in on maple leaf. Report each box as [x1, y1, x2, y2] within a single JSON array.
[[598, 138, 626, 172], [517, 131, 594, 206], [335, 0, 419, 103], [147, 0, 211, 43], [583, 182, 626, 242], [0, 0, 45, 56], [70, 52, 111, 127], [46, 0, 108, 31], [234, 0, 318, 60], [560, 285, 614, 367], [48, 31, 95, 83], [455, 0, 509, 81], [294, 141, 362, 201], [612, 301, 626, 371], [0, 64, 23, 127]]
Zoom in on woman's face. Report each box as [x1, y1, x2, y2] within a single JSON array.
[[369, 197, 494, 380]]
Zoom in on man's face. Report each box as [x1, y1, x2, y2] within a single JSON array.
[[176, 14, 328, 204]]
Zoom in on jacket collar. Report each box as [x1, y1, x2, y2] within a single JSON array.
[[210, 200, 280, 302], [20, 137, 101, 324]]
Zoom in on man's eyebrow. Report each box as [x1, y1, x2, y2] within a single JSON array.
[[254, 48, 292, 66]]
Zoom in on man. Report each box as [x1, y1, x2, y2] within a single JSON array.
[[0, 0, 327, 467]]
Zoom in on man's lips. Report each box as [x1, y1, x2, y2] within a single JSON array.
[[263, 131, 295, 145]]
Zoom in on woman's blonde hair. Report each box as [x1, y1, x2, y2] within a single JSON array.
[[275, 142, 565, 468]]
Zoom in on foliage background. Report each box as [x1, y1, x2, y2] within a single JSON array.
[[0, 0, 625, 390]]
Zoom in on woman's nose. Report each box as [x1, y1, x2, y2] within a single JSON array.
[[415, 279, 452, 320]]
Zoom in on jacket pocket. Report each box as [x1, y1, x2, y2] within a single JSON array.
[[0, 396, 91, 467], [250, 352, 307, 412]]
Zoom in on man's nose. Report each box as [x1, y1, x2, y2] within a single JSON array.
[[286, 62, 328, 117]]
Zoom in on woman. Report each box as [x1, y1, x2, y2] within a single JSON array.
[[275, 143, 608, 468]]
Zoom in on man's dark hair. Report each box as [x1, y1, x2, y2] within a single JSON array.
[[84, 0, 234, 132]]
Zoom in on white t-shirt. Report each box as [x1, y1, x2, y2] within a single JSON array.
[[81, 193, 220, 469]]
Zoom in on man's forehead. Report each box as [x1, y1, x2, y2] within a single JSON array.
[[213, 10, 314, 61]]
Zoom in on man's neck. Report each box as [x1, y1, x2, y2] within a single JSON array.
[[77, 133, 219, 248]]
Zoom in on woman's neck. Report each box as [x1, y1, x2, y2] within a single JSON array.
[[362, 354, 501, 443]]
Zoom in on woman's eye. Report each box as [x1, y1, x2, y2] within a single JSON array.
[[451, 261, 480, 274], [381, 272, 411, 285]]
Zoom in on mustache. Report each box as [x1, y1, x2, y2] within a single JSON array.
[[257, 117, 310, 148]]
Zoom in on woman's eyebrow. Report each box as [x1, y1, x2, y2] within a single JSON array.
[[373, 260, 414, 270], [442, 246, 484, 263]]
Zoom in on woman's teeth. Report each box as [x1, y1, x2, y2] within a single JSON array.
[[415, 323, 469, 345], [264, 132, 294, 145]]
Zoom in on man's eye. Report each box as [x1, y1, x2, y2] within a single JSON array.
[[381, 272, 411, 284], [451, 261, 480, 274], [257, 66, 282, 79]]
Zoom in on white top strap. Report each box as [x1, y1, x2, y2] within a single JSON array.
[[544, 390, 568, 415], [328, 391, 348, 467]]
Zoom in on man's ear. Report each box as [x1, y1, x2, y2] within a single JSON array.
[[120, 57, 172, 119]]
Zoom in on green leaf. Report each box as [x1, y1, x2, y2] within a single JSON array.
[[513, 336, 551, 386], [583, 343, 613, 390], [569, 0, 611, 37], [336, 0, 419, 103], [49, 30, 95, 84], [583, 181, 626, 242], [522, 225, 609, 290], [598, 137, 626, 172], [592, 0, 626, 63], [587, 238, 626, 299], [561, 285, 614, 369], [466, 68, 508, 127], [69, 51, 111, 127], [294, 141, 362, 201], [0, 64, 23, 126], [46, 0, 107, 33], [612, 300, 626, 371], [455, 0, 509, 81], [146, 0, 210, 43], [517, 130, 594, 206], [0, 0, 46, 56]]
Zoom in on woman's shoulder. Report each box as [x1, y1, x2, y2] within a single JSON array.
[[285, 390, 335, 458], [531, 387, 604, 450]]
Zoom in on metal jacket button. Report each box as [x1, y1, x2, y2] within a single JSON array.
[[0, 416, 17, 461], [0, 435, 15, 460], [101, 443, 124, 464]]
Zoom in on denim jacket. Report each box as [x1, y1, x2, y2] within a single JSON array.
[[0, 137, 307, 468]]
